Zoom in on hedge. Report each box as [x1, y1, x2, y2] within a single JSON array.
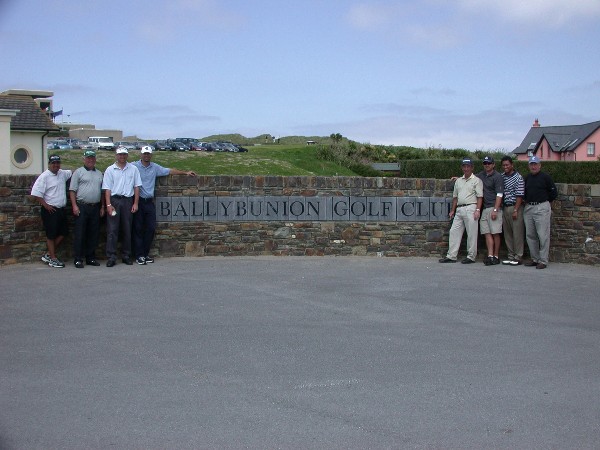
[[397, 160, 600, 184]]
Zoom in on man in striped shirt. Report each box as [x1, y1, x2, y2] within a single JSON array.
[[500, 156, 525, 265]]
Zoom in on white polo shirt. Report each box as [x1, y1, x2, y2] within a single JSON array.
[[31, 169, 72, 208], [102, 162, 142, 197]]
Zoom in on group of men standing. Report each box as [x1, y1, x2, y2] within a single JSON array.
[[439, 155, 557, 269], [31, 146, 196, 268]]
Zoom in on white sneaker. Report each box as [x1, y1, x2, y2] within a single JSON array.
[[41, 253, 51, 263], [502, 259, 513, 265]]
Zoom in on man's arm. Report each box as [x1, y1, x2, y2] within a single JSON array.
[[69, 190, 80, 216], [169, 168, 197, 177]]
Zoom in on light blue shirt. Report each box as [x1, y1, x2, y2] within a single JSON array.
[[132, 160, 170, 199], [102, 162, 142, 197]]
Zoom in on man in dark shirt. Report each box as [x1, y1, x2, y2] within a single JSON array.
[[476, 156, 504, 265], [523, 156, 557, 269]]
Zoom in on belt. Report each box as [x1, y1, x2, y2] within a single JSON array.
[[528, 201, 545, 206], [456, 204, 475, 208], [139, 197, 154, 202], [504, 202, 515, 206], [77, 201, 100, 206], [111, 195, 127, 199]]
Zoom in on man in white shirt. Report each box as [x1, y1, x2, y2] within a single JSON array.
[[30, 154, 72, 268]]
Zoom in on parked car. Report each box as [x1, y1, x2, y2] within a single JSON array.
[[114, 141, 137, 151], [219, 142, 239, 152], [188, 141, 204, 151], [169, 141, 190, 151], [234, 144, 249, 153], [48, 139, 73, 150], [154, 140, 170, 151], [206, 142, 226, 152], [65, 138, 83, 149], [89, 136, 115, 151]]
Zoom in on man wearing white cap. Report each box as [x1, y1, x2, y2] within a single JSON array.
[[523, 156, 557, 269], [102, 146, 142, 267], [132, 145, 196, 265]]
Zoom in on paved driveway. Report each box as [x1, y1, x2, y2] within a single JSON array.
[[1, 257, 599, 449]]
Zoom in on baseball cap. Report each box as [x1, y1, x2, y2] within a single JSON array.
[[461, 158, 473, 166], [83, 150, 96, 157], [48, 155, 61, 163], [141, 146, 153, 154], [483, 156, 494, 164], [116, 146, 129, 154], [529, 156, 541, 164]]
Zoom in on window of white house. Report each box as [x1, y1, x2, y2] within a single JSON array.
[[11, 146, 33, 169], [587, 143, 595, 156]]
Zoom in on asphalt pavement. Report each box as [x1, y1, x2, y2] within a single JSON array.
[[1, 256, 599, 449]]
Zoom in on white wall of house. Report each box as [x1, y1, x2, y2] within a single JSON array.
[[0, 109, 18, 175], [10, 131, 47, 174]]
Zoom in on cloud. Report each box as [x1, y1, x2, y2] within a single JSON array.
[[457, 0, 600, 27], [295, 102, 593, 151], [345, 0, 600, 47]]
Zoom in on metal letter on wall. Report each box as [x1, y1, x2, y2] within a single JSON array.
[[156, 196, 452, 222]]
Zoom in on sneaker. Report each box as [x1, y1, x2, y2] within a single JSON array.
[[136, 256, 146, 265], [144, 255, 154, 263], [48, 258, 65, 268], [484, 256, 493, 266], [439, 257, 456, 263], [41, 253, 51, 263], [502, 259, 513, 265], [74, 260, 84, 269], [510, 259, 523, 266], [492, 256, 500, 265], [86, 259, 100, 266], [461, 258, 476, 264], [524, 260, 538, 267]]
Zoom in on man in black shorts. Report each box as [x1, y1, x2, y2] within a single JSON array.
[[30, 154, 72, 268]]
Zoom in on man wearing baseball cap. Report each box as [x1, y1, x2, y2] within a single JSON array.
[[440, 158, 483, 264], [523, 156, 557, 269], [102, 146, 142, 267], [132, 145, 196, 265], [30, 154, 72, 268], [68, 149, 105, 268], [476, 156, 504, 266]]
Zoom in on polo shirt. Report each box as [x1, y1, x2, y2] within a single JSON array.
[[132, 160, 170, 199], [31, 169, 72, 208], [102, 162, 142, 197], [453, 173, 483, 205], [69, 166, 104, 204], [502, 171, 525, 206], [476, 170, 504, 208]]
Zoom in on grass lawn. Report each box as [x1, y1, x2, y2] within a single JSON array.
[[52, 145, 358, 176]]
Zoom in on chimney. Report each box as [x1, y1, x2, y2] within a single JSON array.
[[533, 118, 540, 127]]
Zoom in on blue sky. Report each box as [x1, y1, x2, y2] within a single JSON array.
[[2, 0, 600, 150]]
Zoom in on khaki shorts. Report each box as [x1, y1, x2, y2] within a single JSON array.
[[480, 207, 503, 234]]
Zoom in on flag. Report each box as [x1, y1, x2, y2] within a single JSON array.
[[51, 109, 63, 119]]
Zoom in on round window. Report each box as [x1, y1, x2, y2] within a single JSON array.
[[11, 146, 33, 169]]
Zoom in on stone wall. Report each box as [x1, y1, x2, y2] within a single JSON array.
[[1, 175, 599, 266]]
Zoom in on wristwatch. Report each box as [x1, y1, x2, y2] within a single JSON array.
[[493, 208, 498, 212]]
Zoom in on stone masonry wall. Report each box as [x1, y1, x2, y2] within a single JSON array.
[[1, 175, 599, 266]]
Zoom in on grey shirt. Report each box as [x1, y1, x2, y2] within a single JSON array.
[[476, 170, 504, 208], [69, 166, 104, 204]]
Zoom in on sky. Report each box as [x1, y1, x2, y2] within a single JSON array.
[[2, 0, 600, 151]]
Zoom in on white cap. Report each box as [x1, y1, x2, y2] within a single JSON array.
[[141, 146, 153, 154], [116, 146, 128, 154]]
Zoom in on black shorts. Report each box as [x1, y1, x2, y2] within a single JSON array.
[[41, 207, 69, 240]]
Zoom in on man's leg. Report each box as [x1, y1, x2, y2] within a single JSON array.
[[119, 197, 134, 259], [536, 202, 552, 265], [503, 207, 516, 260], [464, 206, 479, 261], [524, 205, 539, 263], [85, 205, 100, 260], [446, 207, 466, 260], [512, 208, 525, 261], [142, 201, 157, 257], [132, 203, 145, 259]]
